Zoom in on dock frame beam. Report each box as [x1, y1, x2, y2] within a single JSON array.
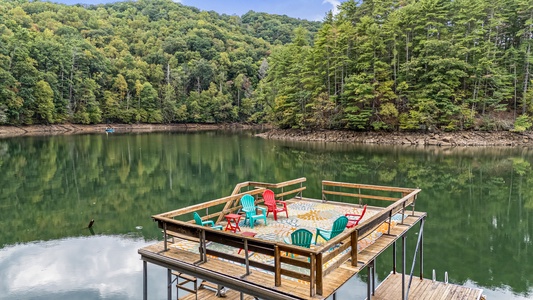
[[139, 249, 299, 300]]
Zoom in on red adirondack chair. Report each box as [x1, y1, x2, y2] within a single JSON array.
[[262, 189, 288, 221], [345, 204, 367, 228]]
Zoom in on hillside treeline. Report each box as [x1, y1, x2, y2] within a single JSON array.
[[261, 0, 533, 131], [2, 0, 533, 132], [0, 0, 320, 125]]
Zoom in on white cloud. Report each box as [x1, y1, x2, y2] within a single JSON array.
[[322, 0, 341, 15]]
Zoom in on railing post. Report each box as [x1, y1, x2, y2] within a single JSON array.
[[244, 239, 250, 276], [310, 253, 316, 297], [351, 230, 358, 266], [274, 245, 281, 286], [316, 253, 323, 295], [163, 222, 168, 251]]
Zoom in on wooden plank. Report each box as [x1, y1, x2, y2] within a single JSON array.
[[276, 186, 306, 198], [322, 180, 417, 193], [165, 230, 200, 243], [178, 287, 256, 300], [156, 188, 265, 218], [250, 177, 307, 189], [322, 190, 398, 202], [372, 274, 483, 300]]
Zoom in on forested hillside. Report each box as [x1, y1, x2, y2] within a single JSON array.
[[0, 0, 320, 125], [2, 0, 533, 132], [261, 0, 533, 131]]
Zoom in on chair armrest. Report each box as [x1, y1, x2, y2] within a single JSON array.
[[275, 200, 287, 208], [256, 206, 267, 215], [283, 237, 291, 244], [316, 227, 327, 234], [345, 213, 361, 219], [203, 220, 215, 226]]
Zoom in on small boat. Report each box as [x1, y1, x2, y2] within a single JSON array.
[[105, 127, 115, 133]]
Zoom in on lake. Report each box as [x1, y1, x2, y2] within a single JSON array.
[[0, 131, 531, 299]]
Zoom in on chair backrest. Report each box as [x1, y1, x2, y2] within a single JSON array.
[[358, 205, 367, 222], [291, 229, 313, 248], [240, 194, 256, 210], [331, 216, 349, 238], [193, 212, 203, 225], [263, 189, 276, 208]]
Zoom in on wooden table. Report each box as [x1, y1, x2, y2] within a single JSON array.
[[224, 213, 242, 233], [238, 232, 257, 254]]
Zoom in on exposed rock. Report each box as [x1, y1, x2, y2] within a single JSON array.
[[256, 129, 533, 147]]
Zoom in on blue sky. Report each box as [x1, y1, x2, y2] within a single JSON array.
[[51, 0, 344, 21]]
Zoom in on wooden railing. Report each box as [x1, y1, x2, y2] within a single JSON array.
[[151, 178, 421, 298]]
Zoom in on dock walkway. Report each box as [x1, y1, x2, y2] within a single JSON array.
[[372, 273, 484, 300]]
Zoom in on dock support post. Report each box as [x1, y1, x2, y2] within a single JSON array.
[[167, 269, 172, 300], [143, 260, 147, 300], [392, 241, 396, 274], [420, 218, 425, 280], [402, 235, 406, 300], [372, 259, 376, 295], [367, 263, 371, 300]]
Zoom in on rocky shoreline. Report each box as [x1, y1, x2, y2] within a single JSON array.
[[256, 129, 533, 147], [0, 123, 262, 138], [1, 124, 532, 147]]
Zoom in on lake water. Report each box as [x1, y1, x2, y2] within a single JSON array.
[[0, 131, 531, 299]]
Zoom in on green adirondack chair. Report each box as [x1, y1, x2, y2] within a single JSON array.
[[240, 194, 267, 228], [193, 212, 223, 230], [284, 229, 313, 259], [314, 215, 348, 244]]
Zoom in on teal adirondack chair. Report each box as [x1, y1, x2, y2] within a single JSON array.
[[314, 215, 348, 244], [283, 229, 313, 259], [194, 212, 223, 230], [240, 194, 267, 228]]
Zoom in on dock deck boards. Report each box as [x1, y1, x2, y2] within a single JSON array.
[[140, 197, 427, 299], [177, 287, 256, 300], [371, 273, 483, 300]]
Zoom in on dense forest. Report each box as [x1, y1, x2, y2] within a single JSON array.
[[0, 0, 320, 125], [1, 0, 533, 132], [264, 0, 533, 131]]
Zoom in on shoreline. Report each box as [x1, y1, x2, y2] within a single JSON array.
[[1, 124, 533, 147], [255, 128, 533, 147], [0, 123, 267, 138]]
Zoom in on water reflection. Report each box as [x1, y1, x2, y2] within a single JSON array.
[[0, 235, 167, 300], [0, 132, 531, 299]]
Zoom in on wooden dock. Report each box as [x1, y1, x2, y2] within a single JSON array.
[[372, 273, 484, 300], [139, 178, 481, 300]]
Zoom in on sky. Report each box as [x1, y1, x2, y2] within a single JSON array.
[[52, 0, 345, 21]]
